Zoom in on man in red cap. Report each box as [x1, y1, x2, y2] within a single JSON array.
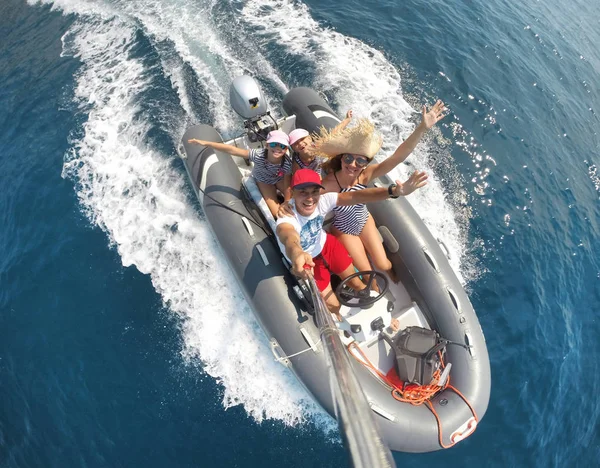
[[276, 168, 427, 318]]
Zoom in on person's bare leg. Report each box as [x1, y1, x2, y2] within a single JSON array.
[[337, 263, 367, 292], [332, 227, 371, 272], [275, 179, 287, 197], [332, 227, 381, 291], [359, 215, 398, 283], [256, 181, 280, 217]]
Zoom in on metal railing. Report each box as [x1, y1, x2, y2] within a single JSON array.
[[305, 272, 396, 468]]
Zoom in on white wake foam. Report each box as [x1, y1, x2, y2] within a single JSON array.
[[30, 0, 476, 432], [51, 11, 332, 428]]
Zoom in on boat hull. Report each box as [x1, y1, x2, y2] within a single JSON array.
[[179, 88, 491, 452]]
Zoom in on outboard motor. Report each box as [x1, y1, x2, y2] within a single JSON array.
[[230, 76, 277, 143]]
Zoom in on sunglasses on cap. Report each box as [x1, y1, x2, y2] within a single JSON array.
[[268, 142, 288, 150], [342, 153, 370, 167]]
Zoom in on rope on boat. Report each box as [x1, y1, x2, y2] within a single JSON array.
[[347, 340, 479, 449], [273, 338, 322, 363]]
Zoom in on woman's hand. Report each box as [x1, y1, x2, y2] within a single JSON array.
[[188, 138, 209, 145], [421, 100, 447, 130], [394, 171, 428, 196], [277, 201, 295, 219]]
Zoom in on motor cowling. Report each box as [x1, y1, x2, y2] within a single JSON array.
[[230, 76, 268, 119], [230, 76, 276, 142]]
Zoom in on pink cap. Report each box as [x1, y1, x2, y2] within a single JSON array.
[[266, 130, 290, 147], [289, 128, 310, 146]]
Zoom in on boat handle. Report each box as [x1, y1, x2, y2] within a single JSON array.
[[255, 244, 270, 266], [450, 417, 478, 444], [241, 216, 254, 237], [465, 332, 476, 359], [437, 238, 451, 260], [422, 247, 440, 273], [178, 143, 187, 159], [270, 339, 290, 367]]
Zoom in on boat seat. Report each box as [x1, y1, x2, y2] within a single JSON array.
[[242, 176, 277, 233]]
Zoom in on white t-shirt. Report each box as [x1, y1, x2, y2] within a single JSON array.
[[276, 192, 338, 260]]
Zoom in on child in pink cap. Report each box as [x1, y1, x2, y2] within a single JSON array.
[[188, 130, 291, 217]]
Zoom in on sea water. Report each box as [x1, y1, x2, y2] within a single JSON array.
[[1, 0, 599, 466]]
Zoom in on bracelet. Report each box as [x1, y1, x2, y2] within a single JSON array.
[[388, 183, 400, 199]]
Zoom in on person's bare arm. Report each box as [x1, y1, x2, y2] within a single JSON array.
[[364, 101, 446, 182], [187, 139, 250, 158], [291, 159, 300, 174], [276, 223, 315, 278], [282, 173, 292, 202], [335, 109, 353, 132], [337, 171, 428, 206]]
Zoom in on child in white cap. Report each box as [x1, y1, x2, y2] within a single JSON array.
[[188, 130, 291, 217], [288, 128, 318, 173], [288, 110, 353, 176]]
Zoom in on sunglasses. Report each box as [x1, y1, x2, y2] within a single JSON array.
[[342, 153, 370, 167], [268, 142, 288, 150]]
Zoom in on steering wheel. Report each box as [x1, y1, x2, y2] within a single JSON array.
[[335, 270, 389, 308]]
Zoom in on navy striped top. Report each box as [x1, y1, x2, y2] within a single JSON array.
[[249, 148, 292, 185], [332, 172, 369, 236], [293, 152, 323, 176]]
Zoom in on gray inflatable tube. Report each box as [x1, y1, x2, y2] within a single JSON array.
[[179, 88, 491, 453]]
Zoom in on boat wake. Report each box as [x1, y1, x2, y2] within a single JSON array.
[[31, 0, 477, 430]]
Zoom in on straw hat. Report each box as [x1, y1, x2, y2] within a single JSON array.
[[312, 118, 382, 159]]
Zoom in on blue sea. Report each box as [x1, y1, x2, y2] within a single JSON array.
[[1, 0, 599, 466]]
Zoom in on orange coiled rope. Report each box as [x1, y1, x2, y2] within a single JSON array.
[[347, 341, 446, 405], [347, 341, 479, 448]]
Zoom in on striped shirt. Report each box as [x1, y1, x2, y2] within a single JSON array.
[[332, 171, 369, 235], [293, 153, 323, 176], [249, 148, 292, 185], [333, 184, 369, 235]]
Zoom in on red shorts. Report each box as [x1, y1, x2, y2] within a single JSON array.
[[313, 233, 353, 291]]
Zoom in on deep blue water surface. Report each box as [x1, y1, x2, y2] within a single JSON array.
[[1, 0, 599, 466]]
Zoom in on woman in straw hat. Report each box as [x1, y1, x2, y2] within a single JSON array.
[[307, 101, 447, 281]]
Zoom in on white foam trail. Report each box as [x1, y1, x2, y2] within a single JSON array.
[[38, 0, 288, 135], [29, 0, 478, 434], [241, 0, 472, 280], [51, 12, 333, 428]]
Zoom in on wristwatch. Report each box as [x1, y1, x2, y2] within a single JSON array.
[[388, 183, 400, 199]]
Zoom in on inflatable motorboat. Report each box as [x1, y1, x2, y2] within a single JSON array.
[[178, 76, 491, 453]]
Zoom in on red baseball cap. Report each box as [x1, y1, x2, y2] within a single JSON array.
[[291, 169, 324, 190]]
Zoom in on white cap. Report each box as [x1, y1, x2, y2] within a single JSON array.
[[289, 128, 310, 146]]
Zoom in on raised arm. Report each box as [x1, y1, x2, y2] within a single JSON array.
[[276, 223, 315, 278], [336, 109, 353, 132], [337, 171, 428, 206], [364, 100, 446, 182], [187, 139, 250, 159]]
